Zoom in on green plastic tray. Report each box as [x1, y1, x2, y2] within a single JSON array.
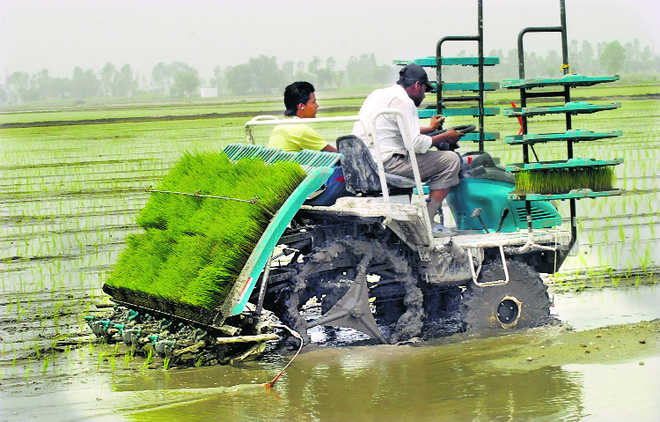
[[460, 132, 499, 142], [505, 129, 622, 145], [394, 57, 499, 67], [418, 107, 500, 118], [502, 74, 619, 89], [509, 189, 623, 201], [506, 158, 624, 173], [439, 82, 500, 92], [503, 101, 620, 117], [224, 143, 342, 171]]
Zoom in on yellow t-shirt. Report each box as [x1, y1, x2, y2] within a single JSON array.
[[268, 121, 326, 152]]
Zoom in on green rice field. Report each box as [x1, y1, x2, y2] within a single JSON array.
[[0, 82, 658, 416]]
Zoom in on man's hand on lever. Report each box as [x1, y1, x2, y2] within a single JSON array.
[[421, 115, 445, 134], [431, 129, 463, 150]]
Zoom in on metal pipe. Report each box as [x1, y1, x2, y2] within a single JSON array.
[[255, 252, 274, 316], [436, 35, 480, 118], [477, 0, 485, 152], [517, 26, 563, 79], [245, 115, 360, 128]]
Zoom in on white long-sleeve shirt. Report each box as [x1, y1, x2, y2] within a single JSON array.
[[352, 84, 432, 162]]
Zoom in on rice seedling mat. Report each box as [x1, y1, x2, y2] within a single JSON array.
[[502, 74, 619, 89], [505, 129, 622, 145], [503, 101, 620, 117], [103, 151, 316, 326], [509, 160, 621, 196]]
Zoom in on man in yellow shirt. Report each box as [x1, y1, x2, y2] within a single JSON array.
[[268, 81, 345, 206], [268, 81, 338, 152]]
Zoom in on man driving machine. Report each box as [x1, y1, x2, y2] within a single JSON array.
[[353, 64, 465, 234]]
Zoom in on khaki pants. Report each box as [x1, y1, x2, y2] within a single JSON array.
[[384, 150, 461, 191]]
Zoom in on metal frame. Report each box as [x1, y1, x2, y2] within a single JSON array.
[[436, 0, 486, 152], [515, 0, 577, 253]]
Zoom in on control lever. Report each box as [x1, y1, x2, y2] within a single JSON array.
[[471, 208, 489, 233], [496, 208, 510, 233]]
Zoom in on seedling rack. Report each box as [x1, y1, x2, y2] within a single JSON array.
[[393, 0, 499, 152], [502, 0, 624, 250]]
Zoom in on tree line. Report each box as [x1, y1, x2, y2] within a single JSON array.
[[2, 40, 658, 105]]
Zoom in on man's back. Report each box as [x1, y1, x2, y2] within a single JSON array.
[[352, 84, 431, 161]]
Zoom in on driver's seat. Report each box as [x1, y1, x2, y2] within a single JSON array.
[[336, 135, 416, 195]]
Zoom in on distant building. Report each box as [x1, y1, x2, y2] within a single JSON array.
[[200, 87, 218, 98]]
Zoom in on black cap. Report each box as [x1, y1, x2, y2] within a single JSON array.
[[398, 63, 432, 92]]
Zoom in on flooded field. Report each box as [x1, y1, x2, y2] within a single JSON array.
[[1, 89, 659, 421]]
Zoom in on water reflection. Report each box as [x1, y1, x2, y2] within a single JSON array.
[[120, 337, 587, 421]]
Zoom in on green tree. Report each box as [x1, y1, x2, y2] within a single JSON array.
[[152, 62, 171, 94], [248, 55, 284, 95], [599, 41, 625, 74], [225, 63, 253, 95], [71, 67, 100, 99], [6, 71, 30, 103], [0, 84, 7, 105], [580, 41, 595, 73], [115, 64, 137, 97], [169, 62, 199, 97], [100, 62, 117, 96], [211, 65, 224, 94]]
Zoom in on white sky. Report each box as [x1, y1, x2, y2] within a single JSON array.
[[2, 0, 659, 79]]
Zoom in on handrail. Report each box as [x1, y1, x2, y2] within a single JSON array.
[[244, 115, 361, 144], [244, 115, 361, 127]]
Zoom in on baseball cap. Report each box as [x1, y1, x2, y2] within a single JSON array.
[[398, 63, 432, 92]]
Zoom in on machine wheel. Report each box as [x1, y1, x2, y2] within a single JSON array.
[[463, 259, 550, 331], [268, 235, 424, 345]]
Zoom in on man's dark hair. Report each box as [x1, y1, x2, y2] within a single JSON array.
[[284, 81, 315, 116]]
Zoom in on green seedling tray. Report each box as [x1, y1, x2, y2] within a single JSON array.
[[502, 74, 619, 89], [460, 132, 499, 142], [393, 57, 499, 67], [418, 107, 500, 118], [503, 101, 620, 117], [506, 158, 623, 173], [505, 129, 622, 145], [224, 143, 342, 171], [437, 82, 500, 92], [509, 189, 623, 201]]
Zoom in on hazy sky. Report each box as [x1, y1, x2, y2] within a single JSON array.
[[2, 0, 659, 79]]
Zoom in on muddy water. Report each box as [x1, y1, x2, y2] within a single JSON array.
[[2, 285, 659, 422]]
